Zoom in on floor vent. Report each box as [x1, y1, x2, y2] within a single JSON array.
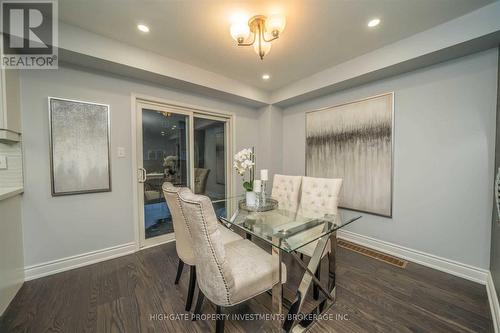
[[338, 239, 408, 268]]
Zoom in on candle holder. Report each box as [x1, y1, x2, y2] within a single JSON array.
[[253, 179, 262, 208], [255, 189, 261, 208]]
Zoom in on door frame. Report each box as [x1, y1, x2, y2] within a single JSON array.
[[130, 93, 234, 250]]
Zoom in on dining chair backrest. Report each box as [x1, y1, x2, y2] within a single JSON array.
[[298, 176, 343, 218], [178, 189, 235, 306], [194, 168, 210, 194], [162, 182, 195, 266], [271, 174, 302, 213]]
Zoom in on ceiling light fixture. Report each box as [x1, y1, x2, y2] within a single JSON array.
[[262, 74, 270, 80], [367, 18, 380, 28], [137, 24, 150, 33], [230, 14, 286, 60]]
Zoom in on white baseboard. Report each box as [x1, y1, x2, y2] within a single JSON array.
[[487, 272, 500, 333], [24, 242, 136, 281], [337, 230, 489, 285]]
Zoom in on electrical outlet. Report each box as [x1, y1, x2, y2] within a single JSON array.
[[0, 155, 7, 170], [117, 147, 126, 158]]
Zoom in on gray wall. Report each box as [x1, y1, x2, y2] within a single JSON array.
[[282, 49, 498, 269], [20, 65, 260, 268], [257, 105, 283, 189], [491, 48, 500, 297]]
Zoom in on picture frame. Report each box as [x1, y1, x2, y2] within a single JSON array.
[[48, 97, 111, 196], [305, 92, 394, 217]]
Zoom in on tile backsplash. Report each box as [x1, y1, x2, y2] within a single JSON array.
[[0, 141, 23, 188]]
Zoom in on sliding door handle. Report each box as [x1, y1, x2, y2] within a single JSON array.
[[138, 167, 147, 183]]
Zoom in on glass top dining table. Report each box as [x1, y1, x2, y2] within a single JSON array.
[[213, 195, 362, 253], [212, 194, 363, 332]]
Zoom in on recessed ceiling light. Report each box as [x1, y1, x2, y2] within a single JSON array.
[[262, 74, 270, 80], [137, 24, 150, 33], [367, 18, 380, 28]]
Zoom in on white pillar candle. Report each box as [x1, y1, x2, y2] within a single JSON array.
[[253, 180, 262, 192], [260, 169, 268, 181]]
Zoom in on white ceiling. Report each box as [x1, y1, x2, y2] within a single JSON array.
[[59, 0, 494, 92]]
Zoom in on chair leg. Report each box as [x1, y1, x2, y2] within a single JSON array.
[[186, 266, 196, 311], [313, 260, 321, 300], [175, 259, 184, 285], [192, 288, 205, 321], [216, 305, 225, 333], [300, 253, 304, 260]]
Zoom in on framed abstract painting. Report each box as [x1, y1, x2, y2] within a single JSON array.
[[48, 97, 111, 196], [305, 92, 394, 217]]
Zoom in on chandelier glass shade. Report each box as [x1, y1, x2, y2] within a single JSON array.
[[230, 14, 286, 60]]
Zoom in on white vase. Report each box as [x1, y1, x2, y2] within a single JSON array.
[[246, 191, 257, 207]]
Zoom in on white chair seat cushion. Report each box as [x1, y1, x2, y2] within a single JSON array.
[[224, 240, 287, 305], [219, 225, 243, 244]]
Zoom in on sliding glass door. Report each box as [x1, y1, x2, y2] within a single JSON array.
[[193, 116, 228, 218], [136, 101, 231, 247]]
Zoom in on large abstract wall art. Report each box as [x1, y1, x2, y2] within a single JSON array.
[[49, 97, 111, 196], [305, 93, 393, 217]]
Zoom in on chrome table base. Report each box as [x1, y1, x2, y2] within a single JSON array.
[[272, 236, 284, 332], [271, 231, 337, 333]]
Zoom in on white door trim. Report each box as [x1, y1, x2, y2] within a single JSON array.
[[487, 272, 500, 333], [130, 93, 234, 249], [192, 112, 233, 202]]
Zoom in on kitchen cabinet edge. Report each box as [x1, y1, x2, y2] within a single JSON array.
[[0, 187, 23, 201]]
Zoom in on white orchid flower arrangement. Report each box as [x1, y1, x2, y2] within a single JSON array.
[[163, 155, 178, 175], [233, 148, 255, 192]]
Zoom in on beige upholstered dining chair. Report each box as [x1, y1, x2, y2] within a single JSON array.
[[162, 182, 243, 311], [178, 189, 287, 333], [194, 168, 210, 194], [271, 174, 302, 213], [295, 176, 342, 299], [297, 176, 343, 219]]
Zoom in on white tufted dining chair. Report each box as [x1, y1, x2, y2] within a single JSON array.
[[178, 189, 287, 333], [271, 174, 302, 213], [162, 182, 243, 311], [297, 176, 342, 219], [295, 176, 342, 299]]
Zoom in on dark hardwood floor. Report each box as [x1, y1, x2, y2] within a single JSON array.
[[0, 240, 493, 333]]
